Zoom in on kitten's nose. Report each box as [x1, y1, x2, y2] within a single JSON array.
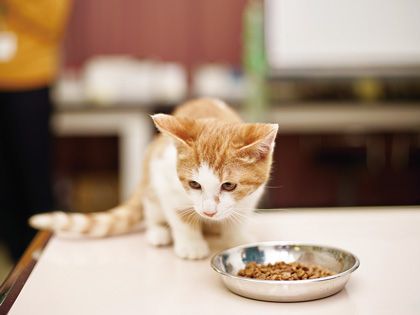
[[203, 211, 216, 217]]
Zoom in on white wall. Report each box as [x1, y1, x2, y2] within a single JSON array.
[[266, 0, 420, 69]]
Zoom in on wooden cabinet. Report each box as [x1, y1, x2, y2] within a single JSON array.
[[266, 133, 420, 208]]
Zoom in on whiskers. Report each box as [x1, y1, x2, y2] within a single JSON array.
[[176, 205, 256, 229], [177, 206, 201, 227], [222, 207, 251, 228], [264, 185, 284, 189], [230, 206, 263, 215]]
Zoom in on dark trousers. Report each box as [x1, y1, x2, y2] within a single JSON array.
[[0, 87, 53, 261]]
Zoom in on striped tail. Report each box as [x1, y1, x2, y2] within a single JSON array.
[[28, 204, 142, 238]]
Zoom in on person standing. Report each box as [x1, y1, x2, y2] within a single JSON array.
[[0, 0, 71, 260]]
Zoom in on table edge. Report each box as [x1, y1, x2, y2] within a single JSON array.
[[0, 231, 52, 314]]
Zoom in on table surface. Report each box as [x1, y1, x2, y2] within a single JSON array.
[[6, 206, 420, 315]]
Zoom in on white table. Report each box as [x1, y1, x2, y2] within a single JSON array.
[[4, 206, 420, 315]]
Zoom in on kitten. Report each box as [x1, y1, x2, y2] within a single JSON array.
[[29, 98, 278, 259]]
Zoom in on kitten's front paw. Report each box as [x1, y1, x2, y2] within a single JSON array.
[[174, 239, 210, 260], [147, 226, 172, 246]]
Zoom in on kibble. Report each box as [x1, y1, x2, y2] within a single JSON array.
[[237, 261, 335, 280]]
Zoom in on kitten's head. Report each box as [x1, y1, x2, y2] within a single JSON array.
[[152, 114, 278, 221]]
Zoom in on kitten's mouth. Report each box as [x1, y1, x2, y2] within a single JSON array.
[[203, 211, 216, 217], [198, 213, 221, 221], [178, 207, 228, 222]]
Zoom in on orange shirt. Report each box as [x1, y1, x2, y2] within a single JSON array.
[[0, 0, 71, 90]]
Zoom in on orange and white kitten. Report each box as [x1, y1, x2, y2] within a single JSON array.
[[30, 98, 278, 259]]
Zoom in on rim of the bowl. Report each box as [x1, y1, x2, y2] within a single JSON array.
[[210, 241, 360, 284]]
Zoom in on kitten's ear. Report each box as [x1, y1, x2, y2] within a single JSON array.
[[151, 114, 195, 146], [238, 124, 279, 162]]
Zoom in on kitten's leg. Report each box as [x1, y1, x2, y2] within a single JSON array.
[[163, 207, 209, 259], [144, 196, 172, 246]]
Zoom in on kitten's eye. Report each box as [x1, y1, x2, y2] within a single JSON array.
[[221, 182, 237, 191], [188, 180, 201, 190]]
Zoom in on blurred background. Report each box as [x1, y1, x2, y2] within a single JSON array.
[[1, 0, 419, 281]]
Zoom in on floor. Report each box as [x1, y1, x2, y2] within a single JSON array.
[[0, 242, 13, 284]]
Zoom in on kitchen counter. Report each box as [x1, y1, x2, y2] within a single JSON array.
[[51, 103, 420, 201], [2, 206, 420, 314]]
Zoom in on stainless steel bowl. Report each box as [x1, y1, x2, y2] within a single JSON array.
[[211, 241, 359, 302]]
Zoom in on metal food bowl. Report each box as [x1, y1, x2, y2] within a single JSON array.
[[211, 241, 359, 302]]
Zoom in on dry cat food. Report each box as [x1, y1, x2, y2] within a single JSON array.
[[237, 261, 336, 280]]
